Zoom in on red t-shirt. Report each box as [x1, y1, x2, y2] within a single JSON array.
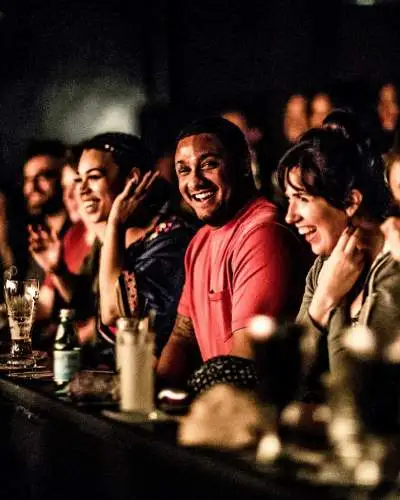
[[178, 197, 304, 361]]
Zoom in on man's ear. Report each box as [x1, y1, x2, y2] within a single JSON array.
[[345, 189, 363, 218], [127, 167, 141, 185]]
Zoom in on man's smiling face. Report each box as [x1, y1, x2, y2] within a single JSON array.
[[175, 133, 241, 227]]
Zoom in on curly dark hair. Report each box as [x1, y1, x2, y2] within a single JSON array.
[[80, 132, 152, 181]]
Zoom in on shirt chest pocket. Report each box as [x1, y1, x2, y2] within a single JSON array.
[[208, 288, 232, 344]]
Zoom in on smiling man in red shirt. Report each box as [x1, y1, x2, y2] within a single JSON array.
[[157, 117, 307, 388]]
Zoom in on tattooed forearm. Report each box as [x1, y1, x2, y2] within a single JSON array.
[[171, 314, 196, 342]]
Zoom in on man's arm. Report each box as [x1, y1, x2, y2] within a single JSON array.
[[229, 327, 254, 359], [231, 222, 303, 335], [156, 313, 201, 388]]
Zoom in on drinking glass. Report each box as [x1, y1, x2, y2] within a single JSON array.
[[4, 278, 39, 367]]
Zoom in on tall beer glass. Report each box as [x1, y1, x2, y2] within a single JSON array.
[[4, 278, 39, 366]]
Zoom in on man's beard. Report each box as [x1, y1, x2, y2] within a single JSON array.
[[27, 192, 64, 218]]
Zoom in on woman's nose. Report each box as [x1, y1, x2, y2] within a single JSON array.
[[79, 178, 89, 195], [285, 201, 300, 225]]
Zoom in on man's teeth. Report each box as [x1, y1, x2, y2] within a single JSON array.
[[192, 191, 214, 201]]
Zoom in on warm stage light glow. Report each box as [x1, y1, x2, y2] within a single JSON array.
[[256, 432, 282, 462], [354, 460, 381, 486], [342, 325, 376, 358], [247, 315, 276, 341], [385, 336, 400, 363], [40, 78, 147, 143]]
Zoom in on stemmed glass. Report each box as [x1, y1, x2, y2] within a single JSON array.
[[4, 278, 40, 368]]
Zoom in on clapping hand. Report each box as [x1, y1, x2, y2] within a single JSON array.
[[108, 171, 160, 228], [28, 225, 63, 274], [309, 226, 365, 327]]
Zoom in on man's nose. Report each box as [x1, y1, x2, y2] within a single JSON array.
[[187, 169, 205, 190], [24, 179, 37, 195]]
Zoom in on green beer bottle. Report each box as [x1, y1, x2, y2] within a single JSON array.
[[53, 309, 81, 386]]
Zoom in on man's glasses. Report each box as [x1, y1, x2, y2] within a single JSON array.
[[24, 169, 60, 185]]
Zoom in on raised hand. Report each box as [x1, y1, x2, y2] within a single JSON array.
[[107, 171, 160, 227], [309, 226, 366, 327], [28, 224, 63, 274], [381, 216, 400, 261]]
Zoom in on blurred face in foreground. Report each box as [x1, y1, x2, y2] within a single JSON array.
[[388, 160, 400, 206], [175, 133, 241, 227], [284, 167, 348, 256], [23, 155, 63, 216], [309, 93, 332, 129], [61, 164, 81, 223]]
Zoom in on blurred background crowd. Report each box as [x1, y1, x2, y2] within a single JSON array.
[[1, 0, 400, 351]]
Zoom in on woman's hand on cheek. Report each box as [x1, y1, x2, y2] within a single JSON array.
[[309, 226, 365, 328]]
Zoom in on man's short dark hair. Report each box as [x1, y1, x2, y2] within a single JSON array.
[[175, 116, 251, 174]]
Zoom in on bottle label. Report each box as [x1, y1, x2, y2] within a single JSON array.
[[53, 350, 80, 384]]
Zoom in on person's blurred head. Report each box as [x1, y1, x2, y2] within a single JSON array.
[[277, 123, 391, 256], [75, 132, 152, 225], [221, 109, 263, 147], [23, 139, 67, 217], [61, 145, 83, 224], [283, 94, 309, 144], [377, 83, 399, 132], [384, 151, 400, 206], [175, 116, 254, 227], [309, 93, 333, 129]]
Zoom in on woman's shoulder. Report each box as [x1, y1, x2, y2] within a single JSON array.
[[126, 214, 195, 259], [368, 251, 400, 285], [147, 214, 194, 241], [306, 255, 324, 287]]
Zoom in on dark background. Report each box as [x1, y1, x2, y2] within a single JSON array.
[[1, 0, 400, 181]]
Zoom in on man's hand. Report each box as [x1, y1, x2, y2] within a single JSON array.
[[28, 225, 63, 274], [309, 226, 365, 327], [107, 171, 159, 227], [381, 216, 400, 261]]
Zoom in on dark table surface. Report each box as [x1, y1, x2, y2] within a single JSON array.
[[0, 364, 398, 500]]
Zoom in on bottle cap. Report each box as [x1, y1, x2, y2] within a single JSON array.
[[59, 309, 75, 321]]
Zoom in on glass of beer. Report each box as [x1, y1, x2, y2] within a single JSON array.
[[4, 278, 39, 367]]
